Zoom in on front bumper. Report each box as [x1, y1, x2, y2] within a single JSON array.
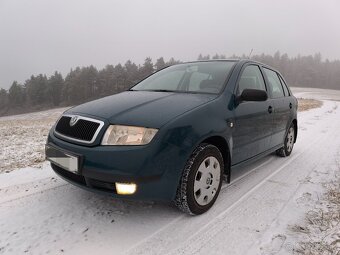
[[46, 130, 185, 201]]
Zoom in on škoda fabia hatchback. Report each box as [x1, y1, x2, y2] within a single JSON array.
[[46, 60, 297, 215]]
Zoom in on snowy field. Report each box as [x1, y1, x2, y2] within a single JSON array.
[[0, 88, 340, 254], [0, 107, 69, 173]]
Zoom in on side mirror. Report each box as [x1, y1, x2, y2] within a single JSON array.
[[237, 89, 268, 103]]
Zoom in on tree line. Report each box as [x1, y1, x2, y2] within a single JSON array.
[[0, 52, 339, 116], [0, 57, 180, 115]]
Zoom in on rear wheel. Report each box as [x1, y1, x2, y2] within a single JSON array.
[[276, 124, 295, 157], [174, 143, 224, 215]]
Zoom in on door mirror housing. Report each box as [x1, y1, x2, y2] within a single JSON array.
[[237, 89, 268, 103]]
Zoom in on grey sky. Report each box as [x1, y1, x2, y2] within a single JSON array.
[[1, 0, 339, 90]]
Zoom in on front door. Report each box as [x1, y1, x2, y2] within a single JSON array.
[[232, 64, 274, 165]]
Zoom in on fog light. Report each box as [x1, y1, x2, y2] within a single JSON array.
[[115, 183, 137, 195]]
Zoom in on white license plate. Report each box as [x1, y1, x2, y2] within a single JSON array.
[[46, 145, 79, 174]]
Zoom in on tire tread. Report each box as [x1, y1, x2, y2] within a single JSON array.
[[174, 143, 223, 215]]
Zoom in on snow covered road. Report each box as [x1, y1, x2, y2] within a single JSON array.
[[0, 88, 339, 254]]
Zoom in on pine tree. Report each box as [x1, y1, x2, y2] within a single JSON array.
[[25, 74, 48, 106], [155, 57, 166, 71], [9, 81, 25, 107], [47, 71, 64, 106], [125, 60, 139, 87], [139, 58, 154, 79], [0, 88, 9, 112]]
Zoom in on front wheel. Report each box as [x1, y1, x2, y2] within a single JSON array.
[[276, 124, 295, 157], [174, 143, 224, 215]]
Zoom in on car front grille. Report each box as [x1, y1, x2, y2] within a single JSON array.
[[54, 115, 104, 144]]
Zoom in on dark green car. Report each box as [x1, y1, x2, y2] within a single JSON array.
[[46, 59, 297, 215]]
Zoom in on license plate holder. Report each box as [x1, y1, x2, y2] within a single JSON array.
[[45, 145, 79, 174]]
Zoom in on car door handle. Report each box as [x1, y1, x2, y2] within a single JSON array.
[[289, 102, 292, 109], [268, 106, 273, 114]]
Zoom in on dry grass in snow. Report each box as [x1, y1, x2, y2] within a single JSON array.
[[0, 108, 68, 173], [298, 98, 323, 112], [290, 173, 340, 255]]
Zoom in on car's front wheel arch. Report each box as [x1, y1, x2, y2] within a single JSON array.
[[200, 136, 231, 182]]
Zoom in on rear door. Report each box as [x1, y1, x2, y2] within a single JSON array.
[[262, 68, 291, 147], [232, 64, 273, 165], [278, 73, 296, 136]]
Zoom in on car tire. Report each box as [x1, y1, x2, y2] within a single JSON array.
[[276, 123, 295, 157], [174, 143, 224, 215]]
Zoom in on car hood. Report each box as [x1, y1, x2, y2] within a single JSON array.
[[66, 91, 218, 128]]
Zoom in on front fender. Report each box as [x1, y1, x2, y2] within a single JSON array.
[[158, 96, 233, 199]]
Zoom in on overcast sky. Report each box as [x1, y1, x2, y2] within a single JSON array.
[[0, 0, 339, 90]]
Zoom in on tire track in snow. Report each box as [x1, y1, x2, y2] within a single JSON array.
[[221, 158, 275, 191], [0, 177, 68, 204], [129, 152, 314, 255], [168, 148, 319, 255]]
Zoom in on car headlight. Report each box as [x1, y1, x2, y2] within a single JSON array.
[[101, 125, 158, 145]]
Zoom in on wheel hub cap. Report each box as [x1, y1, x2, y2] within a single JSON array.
[[194, 156, 221, 206], [286, 127, 295, 152]]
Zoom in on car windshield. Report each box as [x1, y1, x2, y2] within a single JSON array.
[[131, 61, 236, 94]]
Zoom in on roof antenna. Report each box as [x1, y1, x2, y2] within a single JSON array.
[[248, 48, 253, 59]]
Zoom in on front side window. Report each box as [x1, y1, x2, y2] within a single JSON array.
[[237, 65, 266, 95], [263, 68, 284, 98], [131, 61, 236, 94]]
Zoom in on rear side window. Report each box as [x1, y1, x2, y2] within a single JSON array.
[[278, 75, 290, 96], [263, 68, 284, 98], [237, 65, 266, 95]]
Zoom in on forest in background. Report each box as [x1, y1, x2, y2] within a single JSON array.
[[0, 52, 339, 116]]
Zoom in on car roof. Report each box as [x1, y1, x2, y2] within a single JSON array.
[[180, 59, 281, 74]]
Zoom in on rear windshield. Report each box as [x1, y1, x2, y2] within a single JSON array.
[[131, 61, 236, 94]]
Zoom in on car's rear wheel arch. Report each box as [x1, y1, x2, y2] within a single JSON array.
[[292, 119, 298, 142]]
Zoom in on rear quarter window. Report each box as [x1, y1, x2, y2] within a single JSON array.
[[278, 75, 290, 96]]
